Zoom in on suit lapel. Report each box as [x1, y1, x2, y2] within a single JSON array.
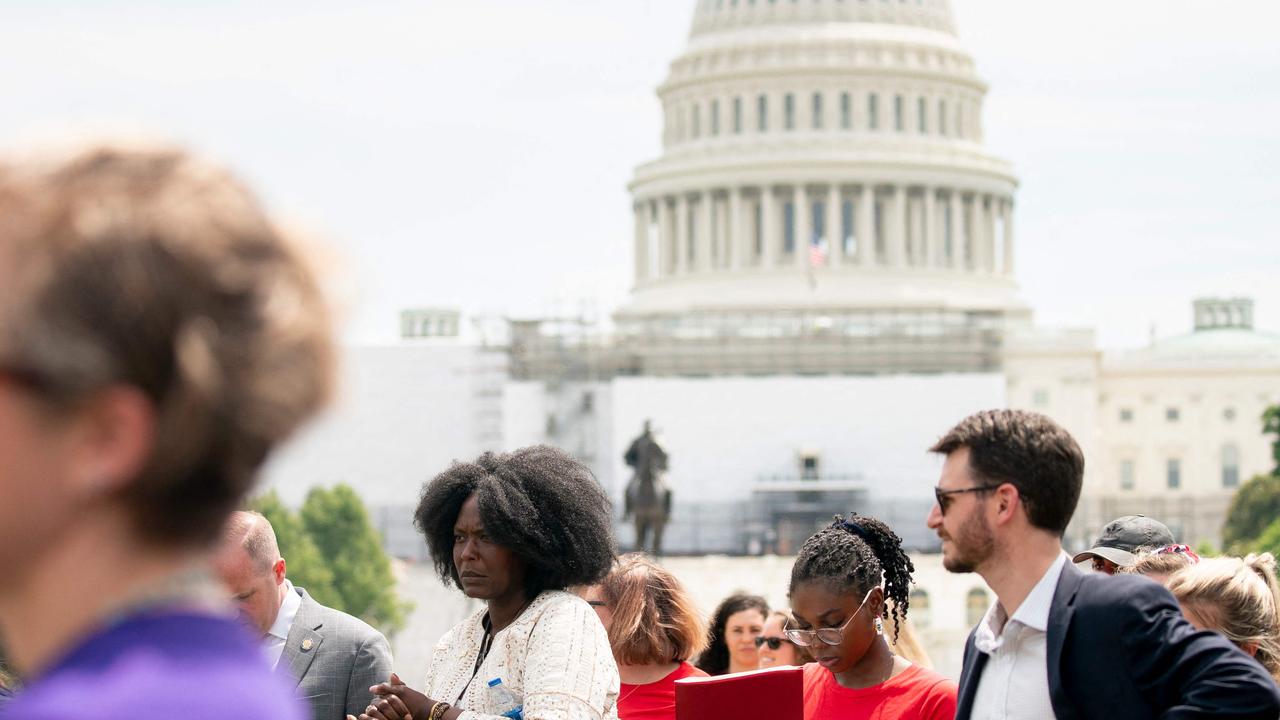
[[1046, 562, 1083, 720], [955, 628, 986, 720], [279, 588, 325, 688]]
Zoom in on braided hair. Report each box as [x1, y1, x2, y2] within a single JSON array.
[[788, 513, 915, 640]]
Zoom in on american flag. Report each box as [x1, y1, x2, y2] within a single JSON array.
[[809, 238, 829, 267]]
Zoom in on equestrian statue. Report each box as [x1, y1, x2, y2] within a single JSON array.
[[623, 420, 671, 556]]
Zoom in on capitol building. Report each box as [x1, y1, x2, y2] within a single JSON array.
[[264, 0, 1280, 679]]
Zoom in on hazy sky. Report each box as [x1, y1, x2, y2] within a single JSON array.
[[1, 0, 1276, 349]]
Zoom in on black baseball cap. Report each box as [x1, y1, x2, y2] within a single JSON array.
[[1072, 515, 1175, 567]]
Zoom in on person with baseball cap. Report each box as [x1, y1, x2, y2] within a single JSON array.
[[1072, 515, 1176, 574]]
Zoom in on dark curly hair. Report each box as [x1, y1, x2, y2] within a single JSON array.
[[414, 445, 616, 599], [788, 514, 915, 641], [694, 592, 769, 676]]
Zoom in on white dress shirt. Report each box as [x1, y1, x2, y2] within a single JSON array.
[[265, 579, 302, 669], [970, 553, 1068, 720]]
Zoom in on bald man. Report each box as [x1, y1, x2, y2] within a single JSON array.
[[214, 511, 393, 720]]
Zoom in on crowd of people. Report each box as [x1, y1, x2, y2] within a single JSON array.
[[1, 144, 1279, 720]]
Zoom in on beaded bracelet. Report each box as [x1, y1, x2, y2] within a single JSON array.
[[428, 701, 452, 720]]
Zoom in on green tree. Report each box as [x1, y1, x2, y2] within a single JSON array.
[[1255, 516, 1280, 558], [251, 490, 340, 609], [1222, 473, 1280, 554], [300, 484, 410, 635]]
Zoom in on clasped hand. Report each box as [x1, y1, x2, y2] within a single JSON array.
[[346, 672, 433, 720]]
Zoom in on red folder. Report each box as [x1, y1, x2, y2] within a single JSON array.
[[675, 664, 803, 720]]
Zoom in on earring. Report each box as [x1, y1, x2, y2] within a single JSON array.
[[874, 618, 884, 635]]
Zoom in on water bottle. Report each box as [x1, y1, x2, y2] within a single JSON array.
[[487, 677, 524, 720]]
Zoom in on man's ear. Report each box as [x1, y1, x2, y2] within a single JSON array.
[[991, 483, 1021, 527], [66, 385, 156, 499], [273, 557, 287, 585]]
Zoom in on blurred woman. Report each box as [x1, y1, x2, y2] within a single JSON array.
[[584, 553, 708, 720], [694, 593, 768, 676], [1166, 552, 1280, 681], [788, 515, 956, 720], [357, 446, 619, 720], [884, 612, 932, 669], [0, 144, 333, 719], [757, 611, 814, 669]]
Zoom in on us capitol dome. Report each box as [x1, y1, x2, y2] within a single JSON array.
[[616, 0, 1024, 376]]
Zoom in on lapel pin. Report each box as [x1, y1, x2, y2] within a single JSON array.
[[301, 638, 314, 652]]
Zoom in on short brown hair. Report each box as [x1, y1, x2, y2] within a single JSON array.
[[599, 554, 708, 666], [0, 144, 334, 548], [930, 409, 1083, 535]]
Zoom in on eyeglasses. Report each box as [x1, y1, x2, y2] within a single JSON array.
[[934, 484, 999, 515], [754, 636, 789, 650], [784, 588, 875, 647], [586, 600, 607, 608]]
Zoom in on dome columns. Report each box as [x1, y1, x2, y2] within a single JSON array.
[[632, 182, 1014, 287]]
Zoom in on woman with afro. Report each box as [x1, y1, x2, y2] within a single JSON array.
[[354, 446, 620, 720], [787, 514, 956, 720]]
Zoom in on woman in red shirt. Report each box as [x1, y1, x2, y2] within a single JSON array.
[[584, 554, 709, 720], [787, 515, 957, 720]]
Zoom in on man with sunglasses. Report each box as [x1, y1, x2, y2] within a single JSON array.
[[928, 409, 1279, 719]]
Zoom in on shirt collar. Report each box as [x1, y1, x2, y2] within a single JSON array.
[[1008, 552, 1068, 633], [267, 579, 300, 641], [974, 552, 1068, 651]]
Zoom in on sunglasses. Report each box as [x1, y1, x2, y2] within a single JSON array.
[[933, 484, 999, 515], [784, 587, 875, 647], [754, 636, 789, 650]]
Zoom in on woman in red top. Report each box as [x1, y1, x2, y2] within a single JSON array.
[[584, 554, 709, 720], [787, 515, 957, 720]]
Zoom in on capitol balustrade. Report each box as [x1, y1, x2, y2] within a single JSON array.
[[632, 182, 1013, 283]]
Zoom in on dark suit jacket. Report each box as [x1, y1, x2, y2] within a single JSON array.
[[278, 587, 394, 720], [957, 562, 1280, 719]]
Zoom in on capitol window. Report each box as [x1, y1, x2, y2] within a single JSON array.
[[812, 92, 823, 130], [910, 588, 931, 629], [966, 588, 989, 627], [868, 93, 879, 130], [1166, 407, 1180, 422], [917, 96, 927, 133], [753, 200, 764, 256], [1032, 388, 1049, 407], [1120, 460, 1135, 491], [784, 93, 795, 130], [1167, 458, 1181, 490], [841, 199, 855, 256], [1222, 445, 1240, 488], [1223, 406, 1236, 422], [840, 92, 851, 129], [894, 95, 904, 131], [757, 94, 768, 132], [733, 97, 743, 134], [939, 99, 947, 135], [783, 201, 796, 253], [692, 104, 701, 139], [1119, 408, 1134, 422], [711, 99, 720, 136]]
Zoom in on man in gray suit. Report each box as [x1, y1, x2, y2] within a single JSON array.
[[214, 511, 393, 720]]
